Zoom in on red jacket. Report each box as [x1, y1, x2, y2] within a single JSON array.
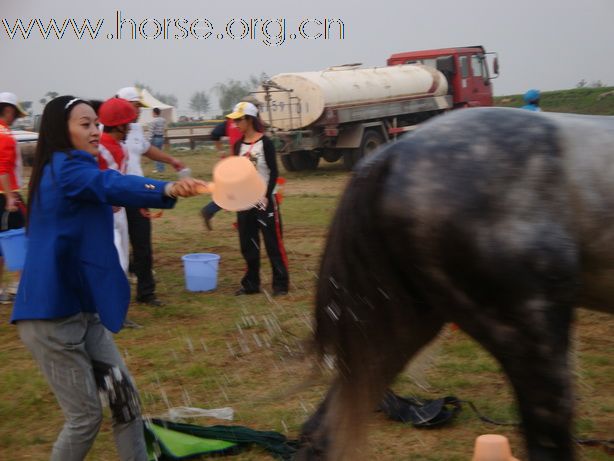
[[0, 120, 20, 191]]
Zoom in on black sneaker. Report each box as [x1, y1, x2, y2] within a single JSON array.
[[137, 296, 165, 307], [200, 208, 213, 231], [235, 287, 260, 296], [272, 289, 288, 297]]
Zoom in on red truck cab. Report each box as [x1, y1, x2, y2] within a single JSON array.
[[387, 46, 499, 108]]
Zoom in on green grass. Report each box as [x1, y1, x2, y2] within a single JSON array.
[[0, 145, 612, 460], [495, 86, 614, 114]]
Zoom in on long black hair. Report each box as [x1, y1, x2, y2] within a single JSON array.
[[247, 114, 264, 133], [27, 95, 93, 224]]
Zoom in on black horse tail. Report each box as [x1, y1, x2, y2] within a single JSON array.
[[314, 150, 397, 359], [309, 146, 442, 460]]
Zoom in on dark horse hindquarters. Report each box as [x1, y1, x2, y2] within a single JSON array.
[[299, 108, 614, 460]]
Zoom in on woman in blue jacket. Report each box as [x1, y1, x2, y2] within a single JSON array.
[[11, 96, 206, 461]]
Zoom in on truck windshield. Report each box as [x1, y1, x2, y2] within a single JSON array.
[[402, 58, 439, 68]]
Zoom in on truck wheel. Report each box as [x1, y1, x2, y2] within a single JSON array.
[[359, 130, 385, 160], [303, 152, 320, 170], [290, 151, 320, 171], [342, 149, 359, 170], [281, 154, 297, 172], [342, 131, 385, 170], [322, 149, 342, 163]]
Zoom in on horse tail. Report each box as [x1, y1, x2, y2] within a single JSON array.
[[314, 151, 396, 358], [312, 147, 436, 460]]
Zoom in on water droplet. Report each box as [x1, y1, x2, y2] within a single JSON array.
[[377, 287, 390, 299], [185, 337, 195, 353]]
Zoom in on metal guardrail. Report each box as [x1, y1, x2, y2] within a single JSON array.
[[163, 126, 215, 149]]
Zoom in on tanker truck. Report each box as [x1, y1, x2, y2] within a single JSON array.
[[252, 45, 499, 171]]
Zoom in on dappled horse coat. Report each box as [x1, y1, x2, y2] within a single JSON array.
[[297, 107, 614, 461]]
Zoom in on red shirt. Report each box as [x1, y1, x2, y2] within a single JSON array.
[[0, 120, 19, 191]]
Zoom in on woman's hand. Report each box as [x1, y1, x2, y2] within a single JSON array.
[[170, 157, 185, 171], [169, 178, 210, 197]]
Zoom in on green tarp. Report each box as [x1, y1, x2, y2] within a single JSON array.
[[144, 419, 298, 460]]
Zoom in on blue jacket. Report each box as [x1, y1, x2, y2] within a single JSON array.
[[11, 150, 176, 332], [521, 103, 541, 112]]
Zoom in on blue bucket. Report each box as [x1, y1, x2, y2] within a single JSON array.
[[0, 228, 27, 271], [181, 253, 220, 292]]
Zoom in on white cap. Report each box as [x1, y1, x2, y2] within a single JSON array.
[[0, 92, 27, 117], [226, 102, 258, 119], [116, 87, 149, 107]]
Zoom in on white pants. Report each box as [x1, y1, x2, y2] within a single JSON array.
[[114, 208, 129, 274]]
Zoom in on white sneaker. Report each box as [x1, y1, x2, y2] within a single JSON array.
[[0, 290, 12, 304]]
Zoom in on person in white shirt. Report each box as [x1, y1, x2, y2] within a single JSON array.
[[116, 87, 185, 306], [149, 108, 167, 172]]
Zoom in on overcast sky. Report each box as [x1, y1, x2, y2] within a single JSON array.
[[2, 0, 612, 116]]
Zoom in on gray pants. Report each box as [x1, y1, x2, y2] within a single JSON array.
[[18, 312, 147, 461]]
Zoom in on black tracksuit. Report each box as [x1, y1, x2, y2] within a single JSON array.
[[234, 135, 289, 293]]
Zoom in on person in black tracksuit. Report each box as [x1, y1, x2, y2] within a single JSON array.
[[226, 102, 289, 296]]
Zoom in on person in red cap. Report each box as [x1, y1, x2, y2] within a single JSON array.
[[0, 92, 28, 303], [116, 86, 185, 306], [98, 98, 137, 276]]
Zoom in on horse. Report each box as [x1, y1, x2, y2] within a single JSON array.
[[296, 107, 614, 461]]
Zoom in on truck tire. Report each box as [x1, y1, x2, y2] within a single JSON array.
[[281, 154, 298, 172], [290, 151, 320, 171], [322, 149, 342, 163], [342, 130, 385, 170], [342, 149, 359, 171], [358, 130, 385, 160]]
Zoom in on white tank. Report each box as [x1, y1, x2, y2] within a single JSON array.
[[255, 64, 448, 130]]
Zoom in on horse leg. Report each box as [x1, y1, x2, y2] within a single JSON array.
[[296, 312, 444, 461], [458, 300, 575, 461]]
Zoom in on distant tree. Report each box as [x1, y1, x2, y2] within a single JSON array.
[[134, 82, 178, 107], [576, 79, 587, 88], [589, 80, 605, 88], [38, 91, 59, 109], [189, 91, 210, 117], [214, 80, 251, 115], [134, 82, 153, 93], [214, 74, 267, 114], [154, 93, 178, 107]]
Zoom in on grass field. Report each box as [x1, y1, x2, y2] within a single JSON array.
[[0, 137, 613, 460], [495, 86, 614, 115]]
